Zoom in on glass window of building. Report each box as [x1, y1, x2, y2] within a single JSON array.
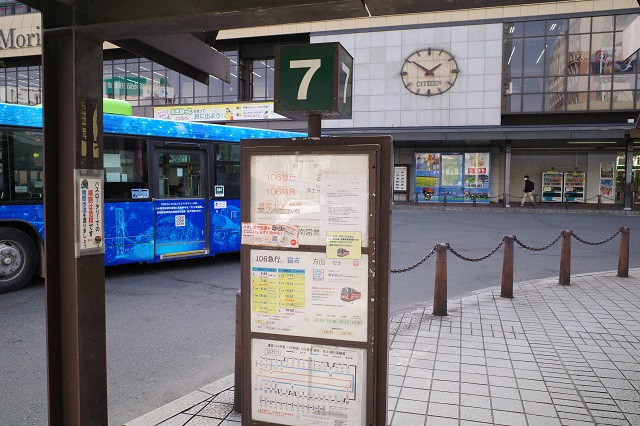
[[0, 41, 276, 109], [0, 1, 36, 15], [503, 13, 640, 114], [250, 59, 274, 101], [102, 46, 240, 107]]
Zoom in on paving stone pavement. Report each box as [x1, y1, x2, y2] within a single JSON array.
[[126, 270, 640, 426]]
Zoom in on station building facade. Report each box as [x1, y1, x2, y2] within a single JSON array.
[[0, 0, 639, 205]]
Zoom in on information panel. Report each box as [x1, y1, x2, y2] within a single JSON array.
[[250, 250, 368, 341], [251, 338, 366, 426], [250, 154, 370, 247], [241, 136, 391, 426]]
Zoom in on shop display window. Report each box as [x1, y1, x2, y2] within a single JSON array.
[[414, 153, 490, 203]]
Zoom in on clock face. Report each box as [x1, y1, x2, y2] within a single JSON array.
[[400, 49, 459, 96]]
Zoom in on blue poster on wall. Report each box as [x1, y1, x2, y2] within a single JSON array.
[[154, 199, 206, 256]]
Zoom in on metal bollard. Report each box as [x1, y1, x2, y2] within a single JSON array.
[[501, 236, 514, 298], [415, 192, 419, 206], [597, 195, 602, 211], [533, 194, 537, 209], [618, 227, 630, 278], [443, 193, 447, 206], [559, 230, 572, 285], [234, 290, 242, 413], [564, 194, 569, 210], [472, 194, 477, 207], [433, 244, 448, 316]]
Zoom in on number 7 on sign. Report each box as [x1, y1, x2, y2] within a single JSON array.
[[289, 59, 321, 100]]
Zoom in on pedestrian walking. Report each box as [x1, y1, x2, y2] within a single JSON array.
[[520, 175, 535, 206]]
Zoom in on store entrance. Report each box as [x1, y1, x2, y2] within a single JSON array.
[[615, 170, 640, 204]]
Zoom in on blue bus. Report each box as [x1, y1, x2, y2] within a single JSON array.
[[0, 102, 303, 293]]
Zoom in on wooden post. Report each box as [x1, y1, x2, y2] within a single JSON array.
[[501, 236, 514, 298], [559, 230, 572, 285], [618, 227, 630, 278], [234, 289, 242, 413], [433, 244, 448, 316], [308, 114, 322, 138], [43, 28, 108, 425]]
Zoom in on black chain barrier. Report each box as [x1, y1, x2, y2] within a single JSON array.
[[571, 228, 622, 245], [391, 228, 625, 272], [390, 245, 438, 273], [514, 232, 563, 251], [446, 239, 505, 262]]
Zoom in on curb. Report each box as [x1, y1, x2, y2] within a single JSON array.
[[124, 375, 235, 426], [392, 204, 640, 215]]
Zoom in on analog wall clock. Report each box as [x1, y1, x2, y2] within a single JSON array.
[[400, 48, 460, 96]]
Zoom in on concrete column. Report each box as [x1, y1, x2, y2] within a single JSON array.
[[624, 139, 633, 211], [503, 143, 512, 208]]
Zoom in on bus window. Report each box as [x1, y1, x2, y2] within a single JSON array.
[[104, 136, 149, 200], [215, 163, 240, 198], [6, 129, 43, 201], [0, 130, 7, 201], [157, 151, 203, 198], [215, 143, 240, 198], [215, 143, 240, 162]]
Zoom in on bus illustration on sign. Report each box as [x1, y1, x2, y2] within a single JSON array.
[[340, 287, 362, 302]]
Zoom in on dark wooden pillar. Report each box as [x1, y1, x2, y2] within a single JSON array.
[[42, 27, 108, 425]]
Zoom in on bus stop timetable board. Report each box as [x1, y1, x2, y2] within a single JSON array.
[[240, 136, 392, 426]]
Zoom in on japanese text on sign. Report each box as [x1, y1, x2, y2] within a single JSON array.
[[242, 223, 299, 248], [250, 154, 370, 246], [250, 249, 368, 341], [76, 172, 104, 256]]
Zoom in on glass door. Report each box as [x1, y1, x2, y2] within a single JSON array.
[[153, 149, 208, 259]]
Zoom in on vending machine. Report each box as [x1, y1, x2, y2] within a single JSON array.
[[563, 172, 585, 202], [541, 171, 563, 202]]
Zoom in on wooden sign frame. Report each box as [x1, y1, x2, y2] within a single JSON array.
[[240, 136, 392, 426]]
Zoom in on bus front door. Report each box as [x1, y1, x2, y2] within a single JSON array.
[[153, 149, 209, 260]]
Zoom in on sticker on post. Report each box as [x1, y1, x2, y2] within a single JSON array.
[[75, 169, 104, 256], [241, 222, 299, 248]]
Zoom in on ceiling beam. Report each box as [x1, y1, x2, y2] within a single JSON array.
[[20, 0, 369, 39], [114, 34, 231, 84], [364, 0, 571, 15]]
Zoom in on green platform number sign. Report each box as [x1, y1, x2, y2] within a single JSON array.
[[275, 42, 353, 119]]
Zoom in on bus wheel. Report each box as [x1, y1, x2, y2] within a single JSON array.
[[0, 228, 37, 294]]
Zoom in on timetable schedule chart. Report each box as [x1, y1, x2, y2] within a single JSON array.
[[251, 339, 366, 426], [250, 250, 368, 342]]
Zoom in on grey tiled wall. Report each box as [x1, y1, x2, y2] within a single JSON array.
[[313, 23, 503, 129]]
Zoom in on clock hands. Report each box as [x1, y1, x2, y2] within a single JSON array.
[[410, 61, 442, 76], [428, 63, 442, 74], [410, 61, 434, 76]]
